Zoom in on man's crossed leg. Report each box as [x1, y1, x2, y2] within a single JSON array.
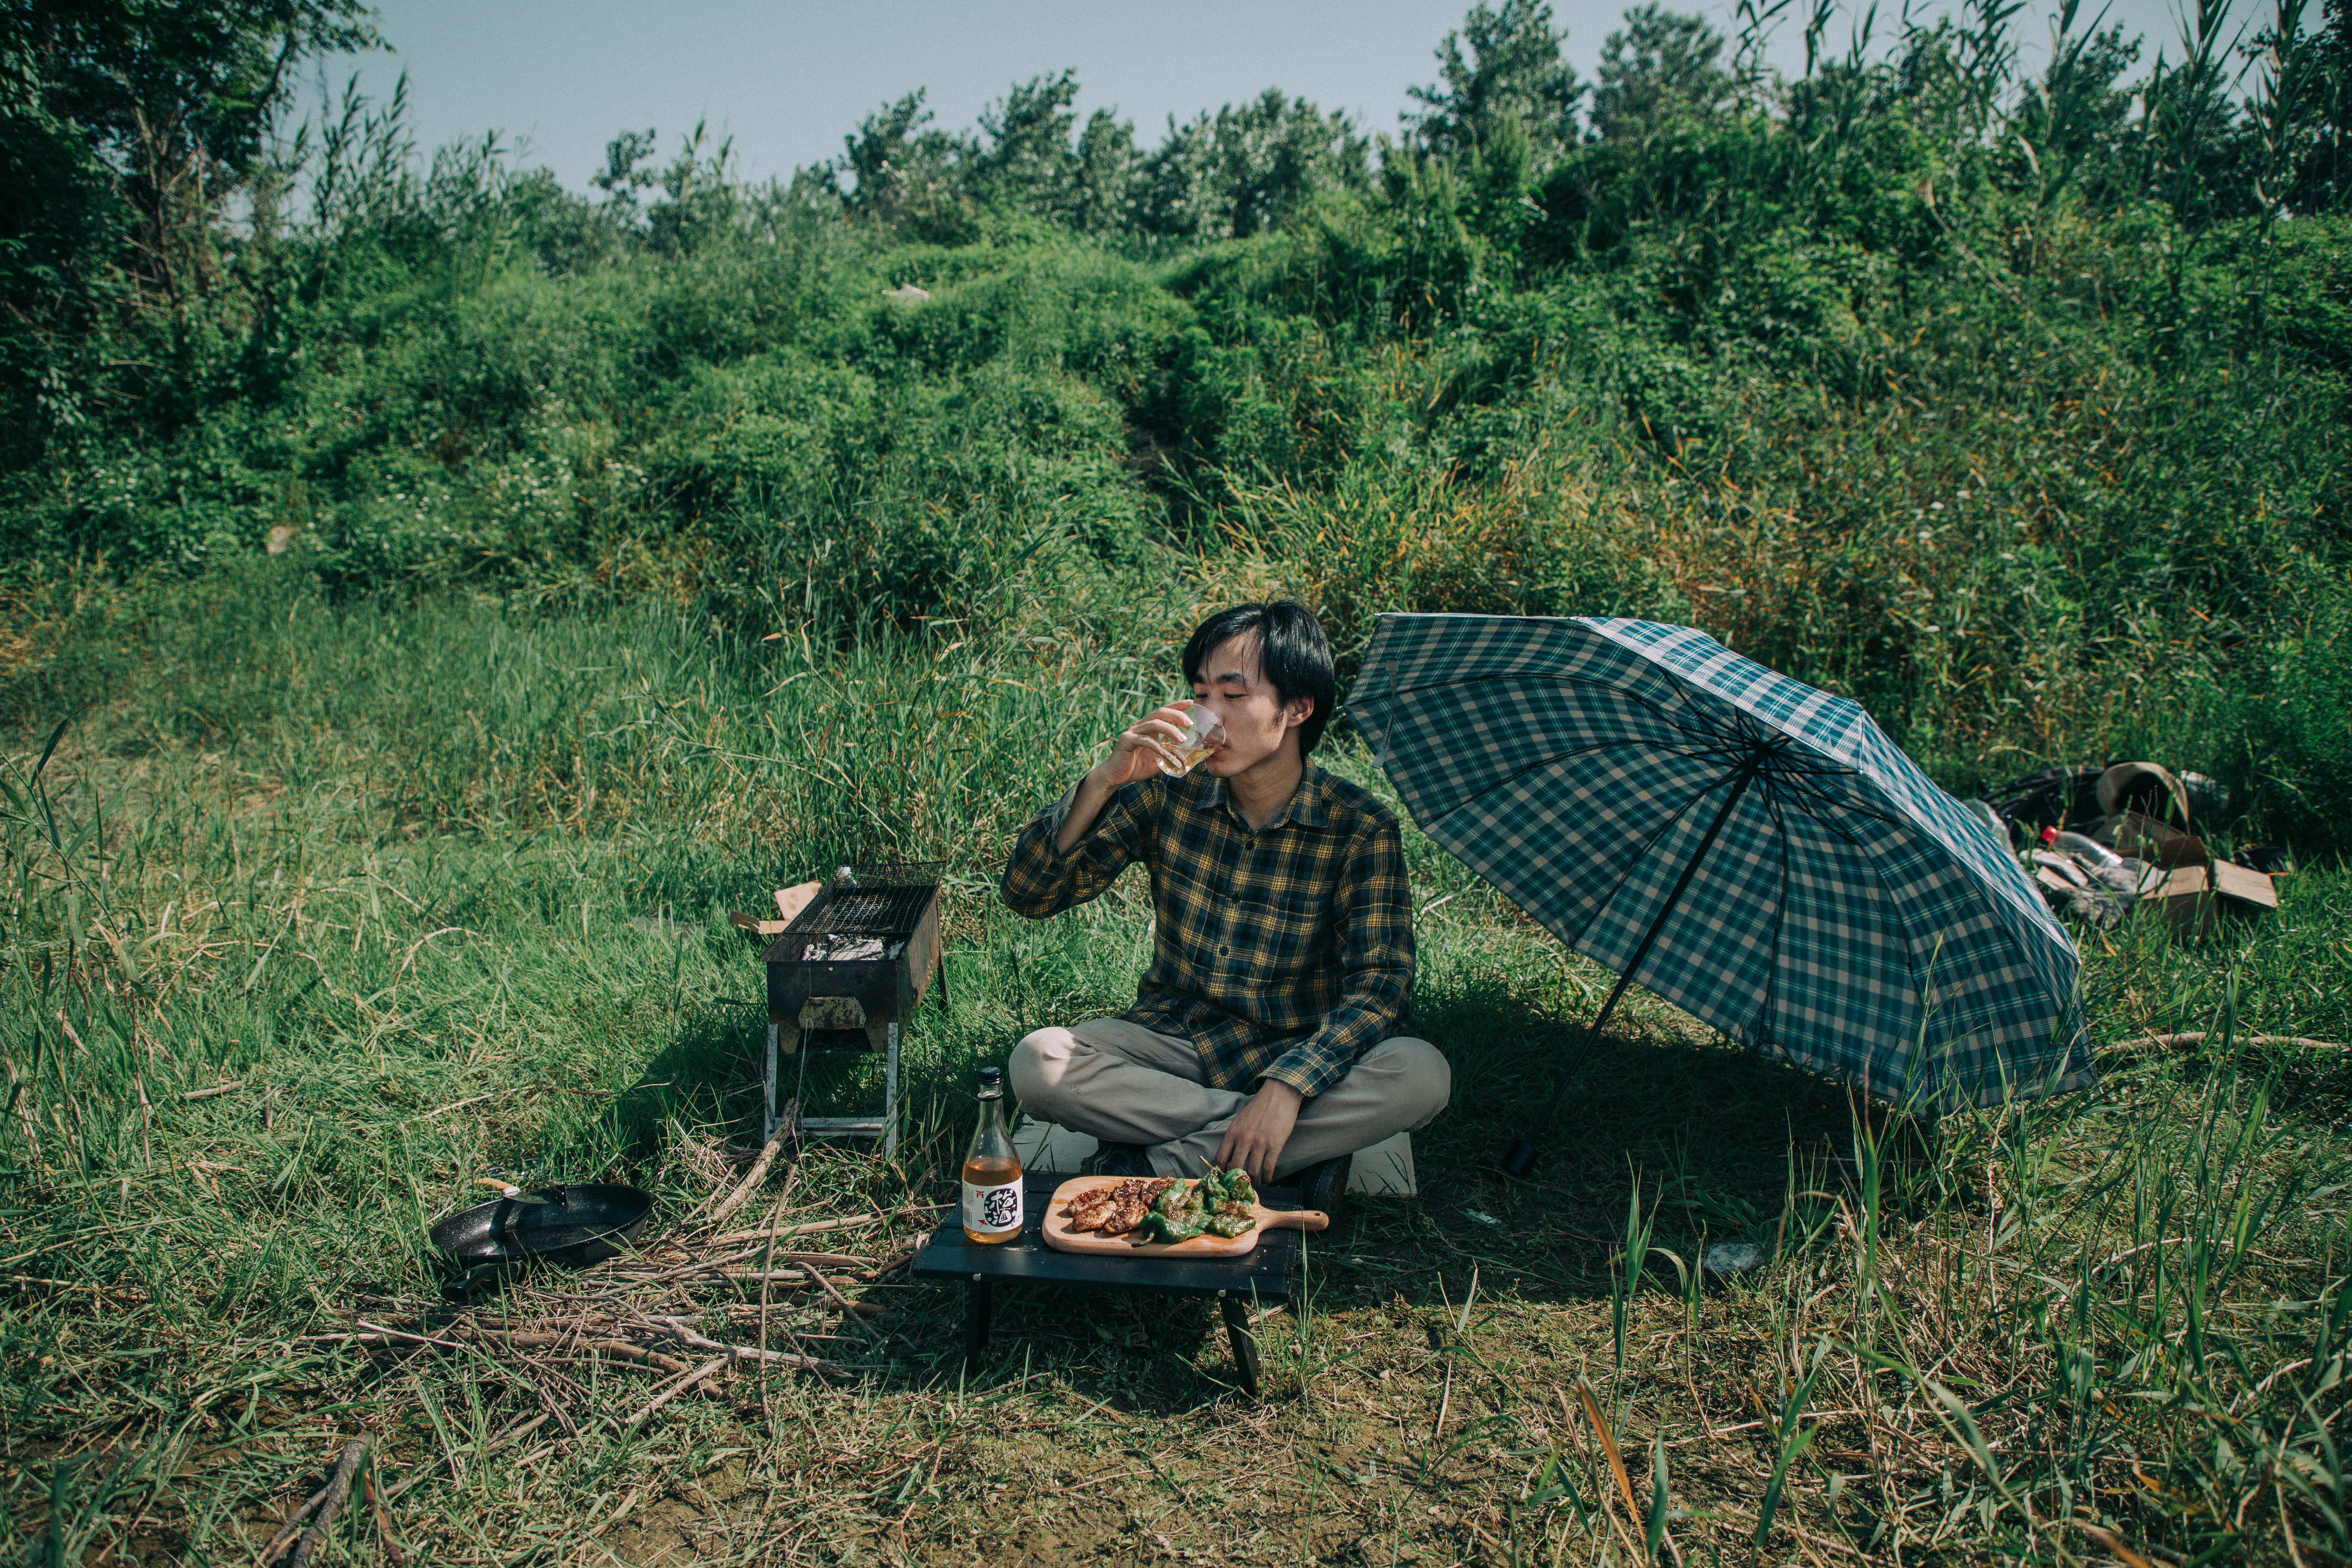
[[1009, 1018, 1450, 1182]]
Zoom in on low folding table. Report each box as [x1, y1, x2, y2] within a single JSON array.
[[912, 1174, 1304, 1398]]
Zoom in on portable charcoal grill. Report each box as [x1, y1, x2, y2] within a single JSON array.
[[762, 863, 947, 1153]]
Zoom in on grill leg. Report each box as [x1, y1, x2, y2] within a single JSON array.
[[792, 1030, 812, 1139], [1221, 1293, 1261, 1400], [883, 1021, 901, 1159], [764, 1022, 779, 1143]]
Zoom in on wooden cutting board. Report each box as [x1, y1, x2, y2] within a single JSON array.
[[1040, 1176, 1329, 1258]]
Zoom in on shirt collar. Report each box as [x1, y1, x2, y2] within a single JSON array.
[[1209, 760, 1328, 831]]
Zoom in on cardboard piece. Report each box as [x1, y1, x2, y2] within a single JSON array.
[[774, 881, 821, 924], [727, 912, 790, 936], [2143, 860, 2278, 935], [2095, 811, 2207, 869]]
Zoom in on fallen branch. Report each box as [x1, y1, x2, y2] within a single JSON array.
[[622, 1356, 727, 1432], [347, 1326, 692, 1375], [2130, 1031, 2347, 1053], [707, 1123, 791, 1230], [639, 1314, 842, 1374], [355, 1319, 464, 1351], [265, 1439, 366, 1568], [708, 1212, 879, 1247], [178, 1081, 245, 1101]]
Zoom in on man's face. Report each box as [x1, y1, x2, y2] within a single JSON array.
[[1190, 633, 1311, 777]]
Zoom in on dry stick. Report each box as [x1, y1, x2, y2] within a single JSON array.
[[708, 1212, 878, 1247], [179, 1080, 244, 1100], [640, 1315, 840, 1373], [621, 1248, 764, 1286], [622, 1356, 727, 1433], [802, 1264, 883, 1329], [259, 1478, 335, 1562], [758, 1180, 787, 1422], [354, 1318, 464, 1351], [706, 1122, 790, 1231], [271, 1439, 366, 1568], [2131, 1031, 2348, 1052], [348, 1329, 690, 1376]]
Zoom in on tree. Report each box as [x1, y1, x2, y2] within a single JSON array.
[[1069, 107, 1138, 234], [0, 0, 377, 435], [830, 88, 976, 238], [1138, 89, 1371, 240], [971, 70, 1082, 218], [1406, 0, 1585, 164], [1590, 4, 1735, 140], [2281, 0, 2351, 209]]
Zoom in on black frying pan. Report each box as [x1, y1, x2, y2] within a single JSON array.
[[428, 1182, 652, 1300]]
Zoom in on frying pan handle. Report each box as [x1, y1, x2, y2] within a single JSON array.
[[443, 1265, 498, 1301]]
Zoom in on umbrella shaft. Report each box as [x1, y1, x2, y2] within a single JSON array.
[[1526, 758, 1764, 1140]]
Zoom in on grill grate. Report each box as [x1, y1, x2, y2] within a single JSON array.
[[794, 863, 941, 939]]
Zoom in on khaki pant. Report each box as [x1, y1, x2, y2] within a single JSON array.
[[1008, 1017, 1451, 1180]]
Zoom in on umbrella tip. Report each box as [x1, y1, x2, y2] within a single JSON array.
[[1500, 1139, 1540, 1179]]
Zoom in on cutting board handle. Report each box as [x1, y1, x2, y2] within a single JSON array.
[[1262, 1209, 1329, 1233]]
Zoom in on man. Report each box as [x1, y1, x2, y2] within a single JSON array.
[[1001, 602, 1450, 1214]]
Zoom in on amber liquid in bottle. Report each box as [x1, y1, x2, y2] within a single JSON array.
[[962, 1067, 1023, 1245]]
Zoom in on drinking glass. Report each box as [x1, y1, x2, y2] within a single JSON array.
[[1159, 706, 1226, 777]]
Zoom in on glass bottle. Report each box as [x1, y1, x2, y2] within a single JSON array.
[[961, 1066, 1023, 1245]]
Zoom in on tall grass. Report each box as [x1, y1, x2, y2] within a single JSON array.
[[4, 570, 2350, 1563]]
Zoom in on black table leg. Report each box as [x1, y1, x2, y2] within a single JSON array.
[[1220, 1293, 1260, 1400], [966, 1277, 993, 1368]]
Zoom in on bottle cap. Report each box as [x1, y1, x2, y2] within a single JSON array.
[[976, 1066, 1003, 1088]]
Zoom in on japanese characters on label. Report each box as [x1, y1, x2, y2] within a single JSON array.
[[964, 1181, 1021, 1232]]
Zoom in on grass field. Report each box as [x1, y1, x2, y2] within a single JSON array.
[[5, 570, 2351, 1566]]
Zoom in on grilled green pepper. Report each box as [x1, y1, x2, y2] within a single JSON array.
[[1136, 1210, 1207, 1245], [1205, 1211, 1256, 1238]]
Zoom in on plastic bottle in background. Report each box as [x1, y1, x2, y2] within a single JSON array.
[[2042, 826, 2123, 868], [961, 1067, 1023, 1245]]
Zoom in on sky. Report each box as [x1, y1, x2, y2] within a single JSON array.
[[336, 0, 2211, 192]]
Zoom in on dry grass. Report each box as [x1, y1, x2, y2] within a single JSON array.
[[4, 582, 2349, 1566]]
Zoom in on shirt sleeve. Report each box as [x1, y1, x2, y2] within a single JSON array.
[[999, 776, 1160, 918], [1258, 815, 1416, 1099]]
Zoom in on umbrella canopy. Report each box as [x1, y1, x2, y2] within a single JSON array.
[[1349, 613, 2091, 1125]]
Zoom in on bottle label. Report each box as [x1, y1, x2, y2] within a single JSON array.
[[962, 1179, 1022, 1234]]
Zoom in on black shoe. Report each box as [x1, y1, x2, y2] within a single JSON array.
[[1080, 1141, 1152, 1177], [1295, 1154, 1352, 1223]]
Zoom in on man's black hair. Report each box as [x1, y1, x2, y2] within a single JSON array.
[[1182, 602, 1336, 757]]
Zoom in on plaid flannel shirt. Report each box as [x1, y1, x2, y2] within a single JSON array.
[[1000, 761, 1415, 1099]]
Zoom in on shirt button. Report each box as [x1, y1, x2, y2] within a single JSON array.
[[1219, 945, 1230, 956]]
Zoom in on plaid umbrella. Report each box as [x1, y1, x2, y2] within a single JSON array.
[[1348, 614, 2090, 1170]]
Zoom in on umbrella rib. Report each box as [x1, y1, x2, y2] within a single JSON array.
[[1556, 767, 1730, 952]]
